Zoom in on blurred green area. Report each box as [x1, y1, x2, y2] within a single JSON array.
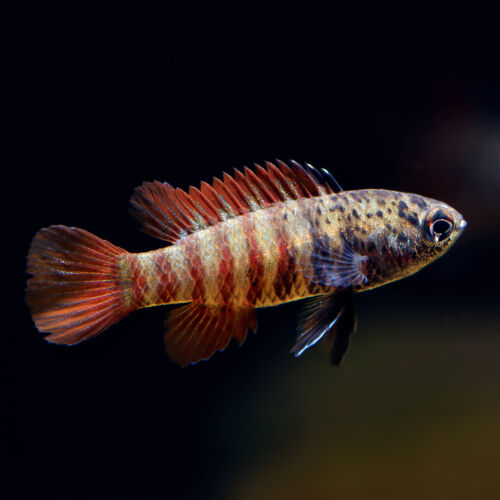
[[200, 302, 500, 500]]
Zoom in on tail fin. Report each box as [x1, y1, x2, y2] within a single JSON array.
[[26, 225, 132, 345]]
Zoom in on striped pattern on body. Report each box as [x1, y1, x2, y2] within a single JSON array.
[[123, 197, 335, 311], [26, 160, 465, 367], [122, 187, 427, 311]]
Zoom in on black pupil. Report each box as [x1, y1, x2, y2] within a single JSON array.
[[432, 219, 451, 235]]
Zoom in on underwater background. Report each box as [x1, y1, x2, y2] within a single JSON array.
[[8, 3, 500, 499]]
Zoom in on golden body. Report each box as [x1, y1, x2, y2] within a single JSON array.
[[26, 162, 465, 366], [122, 189, 448, 311]]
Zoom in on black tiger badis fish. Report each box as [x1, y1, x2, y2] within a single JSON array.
[[26, 161, 466, 366]]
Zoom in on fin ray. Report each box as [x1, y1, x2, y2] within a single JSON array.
[[26, 225, 132, 345], [291, 293, 345, 357], [130, 160, 341, 243], [302, 234, 368, 288], [291, 290, 357, 366], [164, 303, 257, 365], [324, 297, 357, 366]]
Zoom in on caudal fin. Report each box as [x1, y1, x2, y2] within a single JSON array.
[[26, 225, 132, 345]]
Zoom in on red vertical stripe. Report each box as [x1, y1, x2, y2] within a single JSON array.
[[183, 239, 205, 301], [217, 228, 234, 306], [273, 213, 295, 300], [243, 216, 266, 305], [129, 255, 148, 307], [154, 251, 179, 303]]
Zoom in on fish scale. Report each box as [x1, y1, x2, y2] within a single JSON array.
[[26, 161, 466, 366]]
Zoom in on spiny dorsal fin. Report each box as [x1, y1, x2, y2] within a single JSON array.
[[130, 160, 341, 243]]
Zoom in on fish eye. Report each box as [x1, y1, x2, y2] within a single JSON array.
[[432, 219, 452, 236], [424, 209, 454, 243]]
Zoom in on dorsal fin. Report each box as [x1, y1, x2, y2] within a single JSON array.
[[130, 160, 342, 243]]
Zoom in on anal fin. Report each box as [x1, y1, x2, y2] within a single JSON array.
[[291, 290, 357, 366], [164, 303, 257, 366]]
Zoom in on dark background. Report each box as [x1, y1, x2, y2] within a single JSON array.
[[8, 3, 500, 499]]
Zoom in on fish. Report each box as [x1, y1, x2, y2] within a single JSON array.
[[25, 160, 466, 366]]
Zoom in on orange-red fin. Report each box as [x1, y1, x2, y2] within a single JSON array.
[[130, 160, 341, 243], [164, 303, 257, 366], [26, 225, 132, 345]]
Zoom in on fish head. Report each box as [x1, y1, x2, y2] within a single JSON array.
[[359, 191, 466, 289], [421, 199, 466, 247], [412, 196, 466, 265]]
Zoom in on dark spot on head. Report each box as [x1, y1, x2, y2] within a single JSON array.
[[406, 214, 419, 227], [315, 219, 320, 227], [352, 209, 360, 219], [283, 213, 288, 220], [350, 193, 362, 203], [385, 223, 392, 231], [398, 232, 407, 243], [409, 195, 428, 209], [355, 224, 360, 231], [336, 204, 345, 213], [329, 207, 335, 212], [379, 233, 389, 249], [387, 208, 392, 214], [391, 201, 396, 206], [347, 215, 352, 222], [317, 207, 322, 215], [326, 218, 331, 224], [366, 212, 372, 218], [362, 229, 367, 235], [412, 211, 418, 218], [398, 200, 409, 211], [376, 210, 383, 217], [399, 208, 420, 227], [377, 198, 386, 206]]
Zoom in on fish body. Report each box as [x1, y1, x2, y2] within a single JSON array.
[[26, 162, 466, 366]]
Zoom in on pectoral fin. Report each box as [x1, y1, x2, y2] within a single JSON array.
[[290, 290, 357, 366], [303, 234, 368, 288]]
